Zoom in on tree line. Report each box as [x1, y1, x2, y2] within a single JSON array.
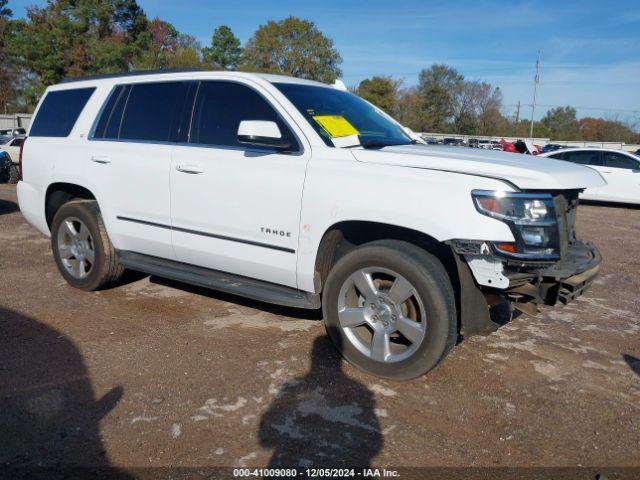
[[0, 0, 637, 143], [355, 73, 639, 143], [0, 1, 341, 111]]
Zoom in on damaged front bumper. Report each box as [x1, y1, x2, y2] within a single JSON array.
[[505, 240, 601, 307], [450, 238, 601, 307], [450, 238, 601, 334]]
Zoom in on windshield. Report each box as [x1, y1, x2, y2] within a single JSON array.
[[274, 83, 412, 148]]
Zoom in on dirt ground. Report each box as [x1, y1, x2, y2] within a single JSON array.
[[1, 183, 638, 476]]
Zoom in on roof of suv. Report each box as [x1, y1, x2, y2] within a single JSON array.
[[59, 69, 329, 88]]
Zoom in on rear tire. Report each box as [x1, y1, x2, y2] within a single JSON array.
[[51, 200, 125, 291], [7, 164, 19, 184], [322, 240, 457, 380]]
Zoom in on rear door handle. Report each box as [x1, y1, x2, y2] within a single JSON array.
[[176, 164, 204, 174], [91, 155, 111, 164]]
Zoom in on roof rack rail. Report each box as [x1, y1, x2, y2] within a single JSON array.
[[61, 68, 211, 84]]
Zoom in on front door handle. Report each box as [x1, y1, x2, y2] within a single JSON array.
[[176, 164, 204, 174], [91, 155, 111, 164]]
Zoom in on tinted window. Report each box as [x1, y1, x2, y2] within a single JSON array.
[[603, 152, 639, 169], [104, 86, 130, 139], [563, 150, 603, 166], [93, 85, 126, 139], [119, 82, 192, 142], [190, 81, 297, 149], [30, 88, 95, 137], [549, 152, 565, 160]]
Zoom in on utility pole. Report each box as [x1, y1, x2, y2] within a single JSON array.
[[515, 100, 521, 135], [529, 50, 540, 139]]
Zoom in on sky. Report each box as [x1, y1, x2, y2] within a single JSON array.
[[7, 0, 640, 123]]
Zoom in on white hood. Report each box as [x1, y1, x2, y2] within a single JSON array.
[[351, 144, 606, 190]]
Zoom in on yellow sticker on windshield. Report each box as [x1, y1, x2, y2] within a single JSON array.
[[312, 115, 359, 138]]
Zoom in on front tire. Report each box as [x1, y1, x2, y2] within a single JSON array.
[[322, 240, 457, 380], [51, 200, 125, 291]]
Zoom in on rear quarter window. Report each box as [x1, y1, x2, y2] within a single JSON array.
[[29, 88, 95, 137]]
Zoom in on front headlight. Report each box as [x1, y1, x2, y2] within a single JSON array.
[[472, 190, 560, 260]]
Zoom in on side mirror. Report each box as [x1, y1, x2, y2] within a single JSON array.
[[237, 120, 292, 150]]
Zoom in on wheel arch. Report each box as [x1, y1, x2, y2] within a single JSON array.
[[45, 182, 97, 229], [313, 220, 456, 294], [312, 220, 495, 338]]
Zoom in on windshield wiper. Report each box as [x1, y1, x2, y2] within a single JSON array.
[[360, 140, 394, 149], [361, 140, 413, 149]]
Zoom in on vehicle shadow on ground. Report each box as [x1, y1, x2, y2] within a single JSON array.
[[150, 276, 323, 320], [0, 306, 130, 476], [622, 354, 640, 377], [258, 328, 383, 469], [0, 198, 18, 215]]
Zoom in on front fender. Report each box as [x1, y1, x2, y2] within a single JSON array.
[[296, 155, 515, 292]]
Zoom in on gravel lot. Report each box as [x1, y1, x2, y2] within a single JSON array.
[[1, 183, 638, 476]]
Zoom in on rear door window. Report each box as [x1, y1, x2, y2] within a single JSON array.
[[93, 85, 127, 140], [189, 81, 298, 150], [30, 88, 95, 137], [119, 82, 193, 142], [563, 150, 603, 166], [603, 152, 639, 170]]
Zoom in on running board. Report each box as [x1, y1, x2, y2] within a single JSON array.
[[116, 251, 321, 309]]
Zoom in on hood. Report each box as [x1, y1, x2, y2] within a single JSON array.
[[351, 144, 606, 190]]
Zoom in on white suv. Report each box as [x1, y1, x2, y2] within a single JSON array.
[[18, 71, 605, 379]]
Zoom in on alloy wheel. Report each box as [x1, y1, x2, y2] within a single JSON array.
[[56, 216, 96, 279], [337, 267, 427, 363]]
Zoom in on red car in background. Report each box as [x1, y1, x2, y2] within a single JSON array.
[[500, 139, 541, 155], [500, 139, 518, 153]]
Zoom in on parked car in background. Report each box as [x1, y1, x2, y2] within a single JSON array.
[[0, 135, 24, 183], [0, 128, 27, 136], [490, 141, 503, 151], [635, 148, 640, 156], [18, 70, 605, 379], [422, 136, 440, 145], [468, 138, 479, 148], [477, 140, 493, 150], [443, 137, 464, 146], [499, 139, 517, 153], [0, 150, 12, 183], [540, 148, 639, 204], [541, 144, 568, 154], [514, 140, 541, 155]]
